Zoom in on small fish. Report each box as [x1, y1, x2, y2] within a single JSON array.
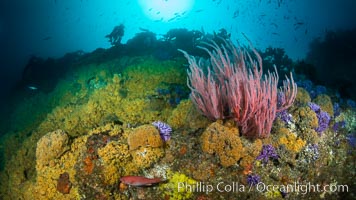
[[27, 86, 38, 90], [42, 36, 52, 40], [270, 23, 278, 28], [233, 10, 239, 18], [293, 22, 305, 30], [278, 0, 282, 7], [120, 176, 164, 186], [139, 27, 149, 32], [167, 17, 176, 22], [294, 22, 304, 26]]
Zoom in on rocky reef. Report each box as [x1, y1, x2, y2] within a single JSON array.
[[0, 48, 355, 200]]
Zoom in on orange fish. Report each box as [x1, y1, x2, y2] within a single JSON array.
[[120, 176, 164, 186]]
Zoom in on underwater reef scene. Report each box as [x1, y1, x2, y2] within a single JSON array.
[[0, 28, 355, 200]]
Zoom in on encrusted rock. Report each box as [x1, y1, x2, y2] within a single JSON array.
[[36, 129, 70, 170], [127, 125, 163, 150]]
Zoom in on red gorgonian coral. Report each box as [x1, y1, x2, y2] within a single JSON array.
[[179, 37, 297, 138]]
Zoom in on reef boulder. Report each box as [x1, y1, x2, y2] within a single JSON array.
[[127, 125, 163, 150], [36, 129, 70, 170]]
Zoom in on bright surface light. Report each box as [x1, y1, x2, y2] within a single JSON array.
[[139, 0, 194, 22]]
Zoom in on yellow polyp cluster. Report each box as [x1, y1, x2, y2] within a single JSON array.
[[0, 55, 191, 199], [35, 129, 70, 172], [239, 139, 263, 170], [159, 170, 197, 200], [168, 99, 192, 129], [343, 109, 356, 132], [292, 106, 319, 130], [201, 121, 244, 167], [295, 87, 311, 105], [313, 94, 334, 116], [115, 98, 161, 124], [29, 130, 88, 200], [125, 125, 165, 171], [278, 132, 306, 153], [264, 186, 282, 199], [97, 141, 130, 184], [34, 70, 126, 138], [129, 147, 164, 171], [123, 57, 186, 99], [22, 56, 187, 139], [168, 99, 210, 130], [88, 123, 123, 136], [127, 125, 163, 150]]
